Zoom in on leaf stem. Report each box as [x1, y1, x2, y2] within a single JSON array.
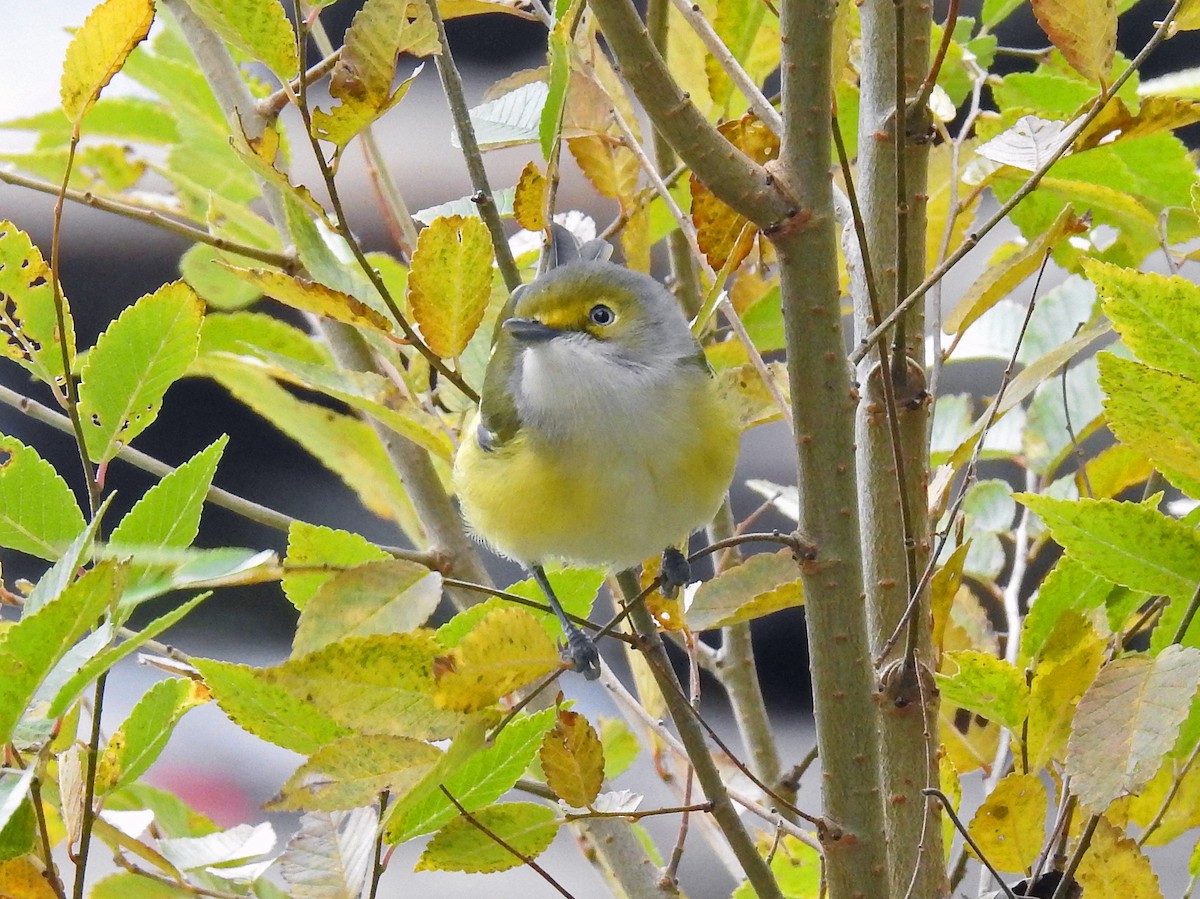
[[1048, 813, 1099, 899], [420, 0, 522, 292], [369, 790, 389, 899], [72, 674, 107, 899], [1171, 580, 1200, 646]]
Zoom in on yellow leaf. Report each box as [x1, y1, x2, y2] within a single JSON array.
[[513, 162, 547, 232], [690, 115, 779, 270], [1079, 444, 1153, 500], [1075, 817, 1163, 899], [1030, 0, 1116, 84], [219, 266, 393, 333], [407, 215, 495, 358], [940, 751, 961, 857], [621, 203, 651, 274], [967, 772, 1048, 872], [60, 0, 154, 124], [439, 0, 539, 18], [0, 856, 57, 899], [540, 707, 605, 808], [1124, 757, 1200, 845], [931, 544, 971, 664], [1026, 612, 1105, 770], [716, 362, 792, 430], [433, 607, 560, 711], [568, 136, 640, 202], [926, 142, 978, 275], [1076, 96, 1200, 149], [684, 550, 804, 631], [940, 704, 1000, 774], [1176, 0, 1200, 31]]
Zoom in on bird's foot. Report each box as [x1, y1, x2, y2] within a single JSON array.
[[562, 627, 601, 680], [660, 547, 691, 599]]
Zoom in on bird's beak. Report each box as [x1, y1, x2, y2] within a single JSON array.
[[503, 317, 559, 343]]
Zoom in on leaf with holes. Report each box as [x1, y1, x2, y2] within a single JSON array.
[[966, 772, 1048, 872], [540, 708, 605, 809], [0, 222, 75, 388], [406, 215, 495, 358], [60, 0, 154, 123], [416, 802, 559, 873], [78, 281, 203, 463], [433, 608, 561, 712], [1067, 646, 1200, 810]]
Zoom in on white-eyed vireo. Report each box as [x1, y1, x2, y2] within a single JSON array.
[[454, 226, 740, 678]]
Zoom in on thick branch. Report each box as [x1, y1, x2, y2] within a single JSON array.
[[585, 0, 792, 230]]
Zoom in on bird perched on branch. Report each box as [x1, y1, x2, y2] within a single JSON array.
[[454, 225, 740, 679]]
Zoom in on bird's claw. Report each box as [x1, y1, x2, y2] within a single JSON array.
[[562, 628, 601, 680], [660, 547, 691, 599]]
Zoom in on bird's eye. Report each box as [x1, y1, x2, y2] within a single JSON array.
[[588, 304, 615, 326]]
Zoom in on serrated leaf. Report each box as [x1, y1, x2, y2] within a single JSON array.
[[0, 855, 58, 899], [1027, 612, 1106, 769], [185, 0, 299, 82], [282, 523, 392, 611], [683, 550, 804, 631], [1100, 355, 1200, 495], [935, 651, 1028, 730], [513, 162, 547, 232], [540, 708, 604, 809], [110, 436, 227, 551], [1030, 0, 1115, 83], [464, 82, 548, 150], [945, 206, 1084, 334], [271, 633, 467, 740], [976, 115, 1073, 170], [78, 281, 203, 463], [406, 215, 495, 358], [194, 658, 351, 755], [690, 115, 779, 270], [432, 608, 561, 712], [60, 0, 154, 123], [416, 802, 559, 873], [1020, 557, 1119, 666], [566, 130, 639, 204], [159, 821, 276, 871], [219, 266, 392, 332], [280, 807, 377, 899], [313, 0, 435, 146], [97, 677, 210, 794], [0, 221, 75, 387], [0, 437, 85, 560], [385, 708, 555, 843], [50, 592, 209, 718], [0, 562, 122, 742], [292, 559, 443, 656], [1018, 495, 1200, 598], [272, 735, 441, 812], [1086, 260, 1200, 381], [1066, 646, 1200, 810], [1074, 817, 1163, 899], [966, 772, 1047, 872]]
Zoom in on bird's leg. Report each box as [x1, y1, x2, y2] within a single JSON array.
[[660, 546, 691, 598], [531, 564, 601, 680]]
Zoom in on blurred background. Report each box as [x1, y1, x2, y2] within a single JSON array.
[[1, 2, 1196, 896]]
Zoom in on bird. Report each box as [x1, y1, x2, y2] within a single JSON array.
[[453, 225, 741, 679]]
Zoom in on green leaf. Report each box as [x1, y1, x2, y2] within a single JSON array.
[[540, 28, 569, 159], [385, 708, 555, 843], [105, 782, 219, 839], [1067, 646, 1200, 810], [0, 797, 35, 863], [312, 0, 436, 146], [97, 677, 210, 794], [271, 735, 441, 812], [196, 310, 330, 368], [935, 651, 1028, 730], [406, 215, 495, 358], [110, 436, 227, 550], [78, 281, 204, 463], [599, 717, 640, 780], [1018, 495, 1200, 598], [180, 245, 262, 311], [292, 559, 443, 656], [684, 551, 804, 631], [1087, 260, 1200, 381], [50, 592, 210, 718], [416, 802, 559, 873], [184, 0, 299, 81], [90, 873, 193, 898], [1020, 557, 1121, 665], [24, 501, 112, 615], [1100, 354, 1200, 495], [0, 221, 75, 387], [193, 658, 351, 755], [283, 523, 392, 610], [0, 769, 36, 855], [0, 562, 123, 742], [1024, 355, 1104, 476], [0, 436, 86, 560], [60, 0, 155, 123], [270, 633, 467, 740]]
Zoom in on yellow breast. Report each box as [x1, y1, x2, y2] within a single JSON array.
[[453, 376, 739, 570]]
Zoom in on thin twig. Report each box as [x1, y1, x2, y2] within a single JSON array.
[[72, 675, 108, 899], [438, 786, 575, 898], [922, 789, 1017, 899], [907, 0, 960, 119], [257, 48, 342, 119], [0, 169, 296, 270], [564, 801, 713, 822], [1171, 581, 1200, 646], [1049, 814, 1099, 899], [368, 790, 388, 899]]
